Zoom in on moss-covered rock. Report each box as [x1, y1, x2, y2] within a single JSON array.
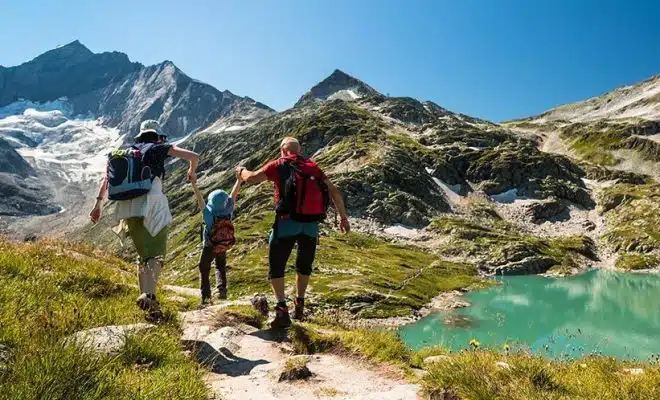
[[615, 253, 660, 271], [599, 183, 660, 253]]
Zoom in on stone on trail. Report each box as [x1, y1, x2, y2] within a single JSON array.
[[67, 323, 154, 355], [278, 355, 313, 382]]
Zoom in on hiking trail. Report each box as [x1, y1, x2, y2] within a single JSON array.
[[177, 301, 421, 400]]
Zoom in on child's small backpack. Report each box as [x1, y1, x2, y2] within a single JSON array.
[[209, 217, 236, 255]]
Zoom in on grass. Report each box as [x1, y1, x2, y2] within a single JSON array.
[[0, 238, 208, 399], [560, 124, 628, 166], [422, 351, 660, 400]]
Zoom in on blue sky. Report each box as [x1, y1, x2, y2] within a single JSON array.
[[1, 0, 658, 121]]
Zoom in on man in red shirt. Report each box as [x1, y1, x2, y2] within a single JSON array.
[[237, 137, 350, 328]]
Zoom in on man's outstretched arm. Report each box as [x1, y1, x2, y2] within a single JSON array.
[[325, 179, 350, 233], [237, 166, 268, 184]]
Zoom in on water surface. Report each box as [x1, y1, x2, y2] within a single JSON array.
[[400, 269, 660, 360]]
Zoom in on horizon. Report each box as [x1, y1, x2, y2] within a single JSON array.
[[2, 0, 659, 122]]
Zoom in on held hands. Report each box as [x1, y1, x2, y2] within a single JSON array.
[[235, 166, 246, 182], [89, 204, 102, 224], [187, 168, 197, 184]]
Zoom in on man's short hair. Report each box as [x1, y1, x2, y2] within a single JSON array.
[[280, 137, 301, 153]]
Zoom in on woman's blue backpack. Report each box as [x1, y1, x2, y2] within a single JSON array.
[[106, 144, 154, 201]]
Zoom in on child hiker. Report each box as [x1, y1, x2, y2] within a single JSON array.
[[192, 173, 241, 305]]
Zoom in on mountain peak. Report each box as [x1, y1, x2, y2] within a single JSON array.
[[50, 40, 94, 57], [294, 69, 380, 107]]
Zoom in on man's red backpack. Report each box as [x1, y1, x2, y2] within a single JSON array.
[[209, 217, 236, 255], [275, 156, 330, 222]]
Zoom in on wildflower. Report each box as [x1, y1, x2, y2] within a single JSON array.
[[470, 339, 480, 349]]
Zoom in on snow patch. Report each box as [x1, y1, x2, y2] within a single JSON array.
[[327, 89, 361, 102], [0, 99, 122, 183], [0, 98, 72, 118], [490, 189, 518, 204], [384, 224, 420, 239]]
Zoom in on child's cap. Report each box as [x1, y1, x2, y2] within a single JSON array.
[[206, 189, 233, 217]]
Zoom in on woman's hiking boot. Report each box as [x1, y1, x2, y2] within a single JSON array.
[[270, 303, 292, 330], [293, 297, 305, 321], [136, 293, 159, 311], [217, 287, 228, 300], [137, 293, 163, 322]]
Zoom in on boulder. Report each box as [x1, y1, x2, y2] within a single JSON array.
[[67, 323, 154, 355], [524, 198, 569, 223], [279, 355, 313, 382], [493, 256, 557, 275]]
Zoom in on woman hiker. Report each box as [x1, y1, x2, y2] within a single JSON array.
[[89, 119, 199, 318]]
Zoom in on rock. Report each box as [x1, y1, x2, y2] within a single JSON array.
[[23, 233, 38, 242], [184, 326, 243, 371], [181, 324, 213, 345], [443, 315, 476, 328], [582, 221, 597, 231], [622, 368, 644, 375], [411, 367, 429, 379], [251, 294, 269, 317], [493, 256, 557, 275], [279, 355, 313, 382], [0, 344, 11, 372], [495, 361, 511, 369], [428, 387, 461, 400], [524, 198, 569, 223], [66, 323, 154, 355], [168, 295, 188, 303], [423, 355, 452, 365]]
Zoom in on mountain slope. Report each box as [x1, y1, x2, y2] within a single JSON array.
[[529, 74, 660, 123], [505, 74, 660, 174]]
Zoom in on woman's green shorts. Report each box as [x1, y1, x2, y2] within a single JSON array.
[[125, 217, 168, 262]]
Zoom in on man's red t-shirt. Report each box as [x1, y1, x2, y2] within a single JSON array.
[[260, 154, 327, 205]]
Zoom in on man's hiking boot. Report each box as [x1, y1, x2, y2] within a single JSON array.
[[270, 304, 292, 330], [217, 287, 227, 300], [293, 297, 305, 321], [200, 296, 213, 307]]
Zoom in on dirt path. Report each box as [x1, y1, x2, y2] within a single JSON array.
[[178, 304, 421, 400]]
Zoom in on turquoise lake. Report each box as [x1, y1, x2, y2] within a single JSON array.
[[399, 269, 660, 360]]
